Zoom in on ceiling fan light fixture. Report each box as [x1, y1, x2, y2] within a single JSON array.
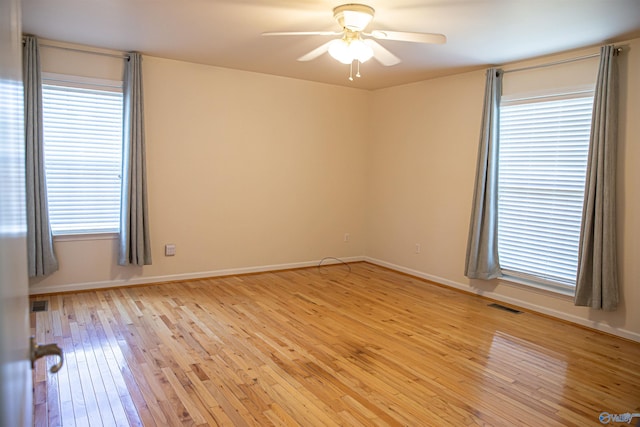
[[266, 2, 448, 75], [328, 38, 374, 64]]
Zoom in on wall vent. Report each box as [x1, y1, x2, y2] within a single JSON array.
[[488, 303, 522, 314], [31, 300, 48, 312]]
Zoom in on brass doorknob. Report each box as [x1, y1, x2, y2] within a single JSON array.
[[30, 337, 64, 373]]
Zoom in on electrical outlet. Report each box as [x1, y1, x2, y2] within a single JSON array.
[[344, 233, 350, 243], [165, 244, 176, 256], [415, 243, 421, 254]]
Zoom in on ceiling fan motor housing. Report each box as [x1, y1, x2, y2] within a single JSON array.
[[333, 4, 375, 32]]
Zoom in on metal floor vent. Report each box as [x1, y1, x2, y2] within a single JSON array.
[[488, 303, 522, 314], [31, 300, 48, 312]]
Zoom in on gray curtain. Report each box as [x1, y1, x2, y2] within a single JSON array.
[[465, 68, 502, 280], [574, 46, 619, 310], [23, 35, 59, 277], [118, 52, 152, 266]]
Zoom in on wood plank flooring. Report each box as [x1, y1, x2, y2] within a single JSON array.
[[31, 262, 640, 426]]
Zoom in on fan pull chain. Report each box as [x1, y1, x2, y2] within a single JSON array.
[[348, 61, 363, 81]]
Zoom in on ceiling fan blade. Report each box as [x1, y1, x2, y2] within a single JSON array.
[[262, 31, 341, 37], [297, 41, 333, 62], [370, 30, 446, 44], [363, 39, 401, 66]]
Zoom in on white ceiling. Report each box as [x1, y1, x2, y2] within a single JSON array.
[[21, 0, 640, 90]]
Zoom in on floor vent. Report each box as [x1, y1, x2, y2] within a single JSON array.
[[488, 303, 522, 314], [31, 300, 48, 312]]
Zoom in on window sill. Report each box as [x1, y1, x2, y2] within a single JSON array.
[[53, 232, 118, 242], [498, 273, 576, 298]]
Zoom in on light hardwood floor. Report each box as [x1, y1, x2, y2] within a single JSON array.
[[31, 262, 640, 426]]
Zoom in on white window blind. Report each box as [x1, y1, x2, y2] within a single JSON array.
[[42, 79, 123, 235], [0, 79, 26, 235], [498, 94, 593, 288]]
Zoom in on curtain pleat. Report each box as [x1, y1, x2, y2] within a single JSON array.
[[23, 35, 58, 277], [465, 68, 502, 280], [119, 52, 152, 266], [574, 45, 619, 310]]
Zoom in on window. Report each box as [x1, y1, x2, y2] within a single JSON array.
[[498, 92, 593, 290], [42, 74, 123, 235]]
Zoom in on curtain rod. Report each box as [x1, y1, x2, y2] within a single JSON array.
[[40, 43, 129, 60], [503, 47, 621, 74], [22, 37, 129, 60]]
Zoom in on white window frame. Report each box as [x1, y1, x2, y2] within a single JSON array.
[[42, 73, 124, 237], [497, 87, 594, 295]]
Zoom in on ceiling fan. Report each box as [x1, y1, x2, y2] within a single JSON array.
[[263, 3, 446, 80]]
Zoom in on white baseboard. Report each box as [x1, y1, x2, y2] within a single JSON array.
[[28, 256, 365, 295], [364, 257, 640, 343]]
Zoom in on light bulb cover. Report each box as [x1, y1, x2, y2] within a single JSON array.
[[328, 38, 374, 65], [328, 39, 353, 64], [350, 39, 373, 63]]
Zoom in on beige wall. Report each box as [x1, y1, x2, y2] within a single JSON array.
[[30, 52, 369, 292], [367, 39, 640, 340], [29, 38, 639, 340]]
